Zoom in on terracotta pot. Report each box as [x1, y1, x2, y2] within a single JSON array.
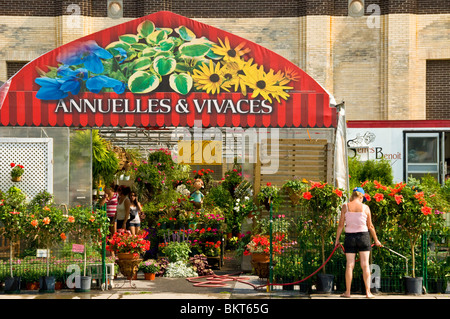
[[144, 273, 156, 280], [251, 253, 270, 263], [117, 252, 140, 260], [26, 282, 39, 290], [55, 281, 63, 290], [12, 176, 22, 182]]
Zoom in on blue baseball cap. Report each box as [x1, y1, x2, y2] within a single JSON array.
[[353, 187, 367, 202]]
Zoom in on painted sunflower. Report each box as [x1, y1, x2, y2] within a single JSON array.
[[242, 65, 293, 103], [191, 60, 231, 94], [211, 37, 251, 62], [222, 58, 255, 96]]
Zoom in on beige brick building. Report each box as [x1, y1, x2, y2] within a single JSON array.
[[0, 0, 449, 121]]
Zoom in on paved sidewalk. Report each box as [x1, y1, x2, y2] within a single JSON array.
[[0, 273, 448, 300]]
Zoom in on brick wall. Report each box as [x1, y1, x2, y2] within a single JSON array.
[[426, 60, 450, 120], [1, 0, 449, 17], [6, 61, 28, 79]]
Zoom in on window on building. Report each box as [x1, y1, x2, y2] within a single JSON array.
[[426, 60, 450, 120], [6, 61, 29, 80]]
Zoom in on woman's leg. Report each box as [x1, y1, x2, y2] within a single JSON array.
[[360, 250, 374, 298], [129, 225, 136, 235], [342, 253, 356, 297]]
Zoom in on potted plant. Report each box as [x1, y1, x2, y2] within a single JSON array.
[[257, 182, 283, 212], [0, 186, 27, 293], [10, 163, 25, 182], [282, 178, 309, 205], [68, 206, 110, 292], [106, 229, 151, 280], [392, 182, 446, 294], [298, 181, 346, 293], [27, 205, 67, 293], [139, 259, 160, 280]]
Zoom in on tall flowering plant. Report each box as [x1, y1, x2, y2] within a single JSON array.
[[27, 205, 68, 276], [67, 206, 110, 276], [299, 181, 346, 273], [391, 182, 443, 278], [0, 188, 27, 278], [106, 229, 151, 257]]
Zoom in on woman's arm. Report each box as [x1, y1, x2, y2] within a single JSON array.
[[335, 204, 347, 246], [122, 198, 131, 229]]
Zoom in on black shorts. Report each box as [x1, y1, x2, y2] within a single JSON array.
[[344, 232, 371, 253]]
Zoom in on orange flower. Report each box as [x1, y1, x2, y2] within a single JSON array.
[[421, 206, 432, 215], [302, 192, 312, 200], [31, 220, 38, 227], [43, 217, 51, 225], [374, 193, 384, 202], [60, 233, 67, 240], [89, 216, 95, 222], [67, 216, 75, 223], [394, 195, 403, 205], [333, 189, 343, 197], [43, 206, 50, 211]]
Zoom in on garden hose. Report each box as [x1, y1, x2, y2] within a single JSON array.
[[186, 243, 406, 291]]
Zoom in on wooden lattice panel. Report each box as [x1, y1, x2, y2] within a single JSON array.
[[0, 138, 53, 201]]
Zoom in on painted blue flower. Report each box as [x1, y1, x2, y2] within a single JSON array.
[[112, 47, 127, 64], [56, 40, 113, 74], [86, 75, 126, 94], [55, 66, 88, 95], [35, 77, 69, 100]]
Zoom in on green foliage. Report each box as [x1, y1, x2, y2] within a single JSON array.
[[256, 183, 283, 213], [162, 241, 191, 263], [349, 157, 393, 190]]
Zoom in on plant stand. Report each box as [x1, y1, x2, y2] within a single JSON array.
[[116, 258, 142, 289]]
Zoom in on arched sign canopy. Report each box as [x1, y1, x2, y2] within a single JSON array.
[[0, 11, 336, 129]]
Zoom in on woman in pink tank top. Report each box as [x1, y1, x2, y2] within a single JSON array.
[[335, 187, 382, 298]]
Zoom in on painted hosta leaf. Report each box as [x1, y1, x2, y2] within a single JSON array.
[[142, 47, 158, 57], [175, 26, 196, 41], [128, 71, 160, 94], [119, 34, 139, 44], [131, 43, 148, 51], [146, 30, 168, 44], [133, 57, 152, 71], [169, 73, 193, 95], [137, 20, 155, 38], [158, 38, 175, 52], [105, 41, 131, 51], [179, 42, 211, 58], [153, 56, 177, 76]]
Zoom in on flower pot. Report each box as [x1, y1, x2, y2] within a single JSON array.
[[116, 258, 142, 280], [404, 276, 423, 295], [55, 281, 63, 290], [117, 252, 140, 260], [26, 282, 39, 290], [11, 176, 22, 182], [286, 188, 302, 205], [39, 276, 55, 293], [4, 277, 21, 294], [144, 273, 156, 280], [251, 253, 270, 263], [75, 276, 92, 292], [316, 273, 334, 294]]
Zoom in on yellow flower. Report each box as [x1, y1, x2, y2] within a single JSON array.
[[212, 37, 250, 62], [241, 65, 293, 103], [222, 58, 255, 96], [192, 60, 231, 94]]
